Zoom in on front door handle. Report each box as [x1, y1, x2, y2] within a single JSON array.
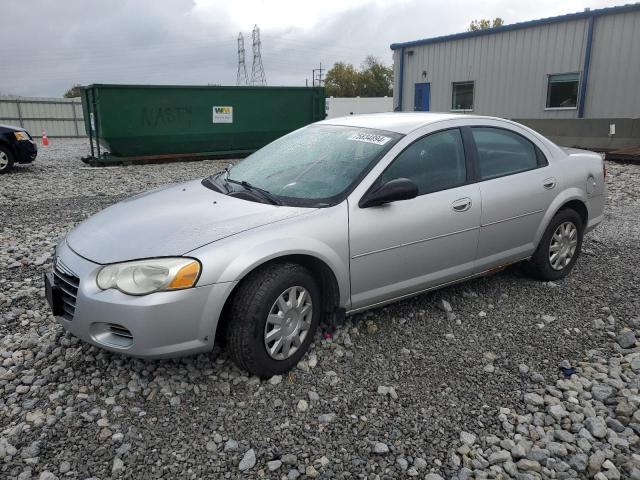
[[452, 198, 472, 212], [543, 177, 557, 189]]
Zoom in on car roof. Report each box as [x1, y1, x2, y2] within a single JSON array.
[[317, 112, 501, 134], [317, 112, 566, 158]]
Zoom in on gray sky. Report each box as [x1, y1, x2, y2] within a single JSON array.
[[0, 0, 625, 96]]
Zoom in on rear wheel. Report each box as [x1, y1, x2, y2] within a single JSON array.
[[0, 146, 14, 174], [525, 208, 583, 281], [225, 262, 321, 378]]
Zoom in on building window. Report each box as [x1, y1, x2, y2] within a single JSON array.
[[546, 73, 580, 109], [452, 82, 474, 111]]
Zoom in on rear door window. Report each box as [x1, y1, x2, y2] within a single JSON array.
[[471, 127, 540, 180]]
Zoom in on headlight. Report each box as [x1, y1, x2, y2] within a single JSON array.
[[96, 258, 201, 295], [14, 131, 30, 141]]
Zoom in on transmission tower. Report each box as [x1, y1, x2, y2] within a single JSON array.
[[312, 62, 324, 87], [236, 33, 249, 86], [250, 25, 267, 86]]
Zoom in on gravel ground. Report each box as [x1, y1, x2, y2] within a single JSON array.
[[1, 139, 639, 480]]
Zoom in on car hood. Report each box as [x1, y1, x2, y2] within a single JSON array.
[[67, 179, 311, 264], [0, 123, 26, 133]]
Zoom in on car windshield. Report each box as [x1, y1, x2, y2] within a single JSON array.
[[225, 124, 402, 207]]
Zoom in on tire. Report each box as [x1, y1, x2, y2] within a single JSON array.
[[0, 146, 14, 174], [525, 208, 584, 281], [225, 262, 321, 378]]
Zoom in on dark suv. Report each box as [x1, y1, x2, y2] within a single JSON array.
[[0, 124, 38, 173]]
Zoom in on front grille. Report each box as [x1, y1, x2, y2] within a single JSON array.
[[53, 261, 79, 321]]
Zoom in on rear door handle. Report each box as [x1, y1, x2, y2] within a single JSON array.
[[543, 177, 557, 189], [452, 197, 472, 212]]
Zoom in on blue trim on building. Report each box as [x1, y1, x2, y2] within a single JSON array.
[[396, 48, 405, 111], [390, 3, 640, 50], [578, 15, 596, 118]]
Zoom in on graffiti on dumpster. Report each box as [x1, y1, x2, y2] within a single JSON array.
[[141, 107, 192, 128]]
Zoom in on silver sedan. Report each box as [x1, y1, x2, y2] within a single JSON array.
[[46, 113, 605, 377]]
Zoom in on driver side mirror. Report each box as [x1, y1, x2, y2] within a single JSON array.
[[359, 178, 418, 208]]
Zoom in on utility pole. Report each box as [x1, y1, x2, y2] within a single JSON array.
[[312, 62, 324, 87]]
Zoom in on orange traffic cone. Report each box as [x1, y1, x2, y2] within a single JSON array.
[[42, 130, 49, 146]]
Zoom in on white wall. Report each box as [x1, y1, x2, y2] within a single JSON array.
[[325, 97, 393, 119]]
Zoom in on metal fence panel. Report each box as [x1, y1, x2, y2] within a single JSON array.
[[325, 97, 394, 118], [0, 96, 85, 137]]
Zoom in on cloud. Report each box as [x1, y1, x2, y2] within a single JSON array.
[[0, 0, 624, 96]]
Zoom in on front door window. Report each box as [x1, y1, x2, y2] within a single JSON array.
[[378, 128, 466, 195]]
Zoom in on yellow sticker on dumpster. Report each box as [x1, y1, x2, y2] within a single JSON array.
[[213, 106, 233, 123]]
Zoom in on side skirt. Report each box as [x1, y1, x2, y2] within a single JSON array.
[[345, 257, 530, 316]]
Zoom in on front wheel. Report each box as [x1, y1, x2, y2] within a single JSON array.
[[0, 146, 14, 174], [525, 208, 584, 281], [225, 262, 321, 377]]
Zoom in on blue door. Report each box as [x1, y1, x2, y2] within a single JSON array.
[[414, 83, 430, 111]]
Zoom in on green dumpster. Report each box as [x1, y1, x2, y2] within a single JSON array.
[[81, 84, 325, 164]]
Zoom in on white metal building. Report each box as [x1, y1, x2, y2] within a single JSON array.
[[391, 3, 640, 148]]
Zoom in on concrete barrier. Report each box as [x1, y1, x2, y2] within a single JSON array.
[[515, 118, 640, 151]]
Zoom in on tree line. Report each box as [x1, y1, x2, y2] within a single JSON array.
[[324, 56, 393, 98]]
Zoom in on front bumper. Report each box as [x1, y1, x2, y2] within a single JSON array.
[[49, 240, 233, 358], [14, 140, 37, 163]]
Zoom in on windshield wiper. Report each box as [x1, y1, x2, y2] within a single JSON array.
[[227, 178, 282, 206], [203, 172, 231, 193]]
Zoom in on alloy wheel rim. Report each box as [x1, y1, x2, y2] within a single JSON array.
[[264, 286, 313, 360], [0, 151, 8, 169], [549, 221, 578, 271]]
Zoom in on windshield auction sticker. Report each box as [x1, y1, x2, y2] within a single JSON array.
[[212, 106, 233, 123], [347, 133, 391, 145]]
